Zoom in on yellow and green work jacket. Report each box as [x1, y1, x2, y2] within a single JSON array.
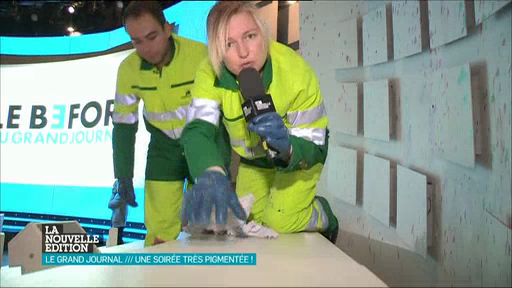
[[113, 34, 230, 181], [182, 40, 329, 180]]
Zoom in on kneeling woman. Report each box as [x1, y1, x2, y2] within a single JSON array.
[[181, 1, 338, 243]]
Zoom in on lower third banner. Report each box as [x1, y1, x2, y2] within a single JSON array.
[[42, 253, 257, 266]]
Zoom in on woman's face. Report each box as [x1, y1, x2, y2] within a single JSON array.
[[223, 12, 267, 76]]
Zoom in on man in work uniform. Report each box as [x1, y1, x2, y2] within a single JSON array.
[[107, 1, 231, 247]]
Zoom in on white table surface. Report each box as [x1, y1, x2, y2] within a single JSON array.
[[2, 232, 387, 287]]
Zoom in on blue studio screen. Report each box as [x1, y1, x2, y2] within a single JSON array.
[[0, 1, 216, 233]]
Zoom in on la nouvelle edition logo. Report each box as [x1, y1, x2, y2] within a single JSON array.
[[42, 224, 100, 253]]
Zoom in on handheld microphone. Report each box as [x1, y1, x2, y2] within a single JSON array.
[[237, 67, 278, 159]]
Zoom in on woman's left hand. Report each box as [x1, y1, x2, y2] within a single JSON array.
[[247, 112, 291, 161]]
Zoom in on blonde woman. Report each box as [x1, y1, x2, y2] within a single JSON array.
[[182, 1, 338, 243]]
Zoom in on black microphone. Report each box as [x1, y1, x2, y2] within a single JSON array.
[[237, 67, 278, 159]]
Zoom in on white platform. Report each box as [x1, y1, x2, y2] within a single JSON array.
[[2, 233, 387, 287]]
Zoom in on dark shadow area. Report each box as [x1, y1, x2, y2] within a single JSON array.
[[420, 0, 430, 52], [389, 78, 402, 141], [357, 16, 363, 67], [357, 82, 364, 136], [470, 61, 492, 170], [465, 0, 476, 31], [356, 149, 364, 207], [389, 162, 397, 228], [276, 3, 289, 45], [386, 3, 394, 61]]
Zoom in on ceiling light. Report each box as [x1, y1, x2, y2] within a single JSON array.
[[67, 27, 75, 32], [287, 1, 297, 4], [31, 13, 38, 22], [68, 6, 75, 14], [70, 31, 82, 36]]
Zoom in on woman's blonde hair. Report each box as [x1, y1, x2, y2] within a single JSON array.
[[206, 1, 270, 77]]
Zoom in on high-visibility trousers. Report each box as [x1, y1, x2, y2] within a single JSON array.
[[144, 180, 189, 247], [235, 162, 328, 233]]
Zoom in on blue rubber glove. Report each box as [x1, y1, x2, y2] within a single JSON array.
[[108, 178, 138, 209], [108, 181, 128, 228], [247, 112, 291, 161], [111, 201, 127, 228], [182, 170, 247, 227]]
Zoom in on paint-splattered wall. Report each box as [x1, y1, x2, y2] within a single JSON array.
[[300, 1, 511, 286]]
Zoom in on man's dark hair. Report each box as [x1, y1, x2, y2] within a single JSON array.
[[122, 1, 167, 27]]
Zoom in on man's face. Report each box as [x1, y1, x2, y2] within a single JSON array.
[[125, 13, 171, 66], [223, 12, 267, 76]]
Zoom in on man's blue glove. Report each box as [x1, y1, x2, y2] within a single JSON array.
[[108, 178, 138, 209], [111, 201, 127, 228], [182, 170, 247, 227], [247, 112, 291, 161], [108, 182, 128, 228]]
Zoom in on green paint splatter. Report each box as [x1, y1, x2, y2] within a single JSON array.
[[463, 91, 469, 105], [457, 67, 469, 86]]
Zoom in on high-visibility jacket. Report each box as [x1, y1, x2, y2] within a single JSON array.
[[182, 40, 329, 180], [113, 34, 231, 182]]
